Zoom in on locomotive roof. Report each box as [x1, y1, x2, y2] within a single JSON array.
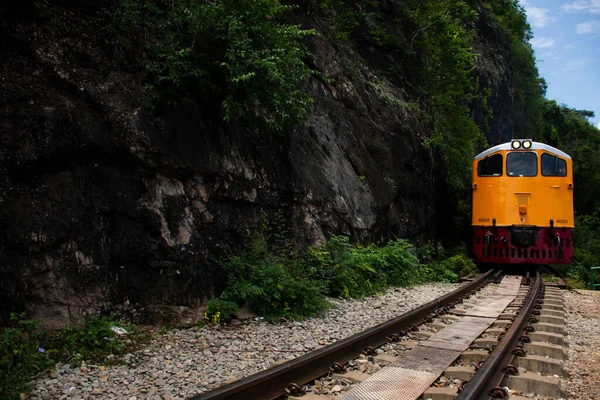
[[474, 141, 572, 160]]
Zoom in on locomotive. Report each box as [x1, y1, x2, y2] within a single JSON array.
[[472, 139, 574, 264]]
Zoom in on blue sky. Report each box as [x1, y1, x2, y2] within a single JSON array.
[[521, 0, 600, 129]]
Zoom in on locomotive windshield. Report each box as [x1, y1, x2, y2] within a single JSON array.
[[478, 153, 503, 176], [541, 153, 567, 176], [507, 152, 537, 177]]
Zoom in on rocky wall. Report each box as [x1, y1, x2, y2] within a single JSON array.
[[0, 2, 439, 327]]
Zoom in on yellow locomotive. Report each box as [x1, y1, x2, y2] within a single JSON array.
[[472, 139, 574, 264]]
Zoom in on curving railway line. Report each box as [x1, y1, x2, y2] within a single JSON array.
[[190, 269, 567, 400]]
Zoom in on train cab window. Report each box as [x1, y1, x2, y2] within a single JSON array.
[[541, 153, 567, 176], [507, 152, 537, 177], [478, 153, 503, 176]]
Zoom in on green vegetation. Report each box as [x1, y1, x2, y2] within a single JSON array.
[[207, 215, 331, 322], [105, 0, 314, 132], [319, 0, 360, 42], [482, 2, 600, 286], [53, 315, 123, 365], [0, 313, 153, 400], [204, 299, 239, 325], [206, 215, 478, 324], [404, 0, 487, 192], [485, 0, 547, 138], [1, 314, 54, 400], [417, 242, 478, 283], [313, 236, 423, 298], [536, 102, 600, 288]]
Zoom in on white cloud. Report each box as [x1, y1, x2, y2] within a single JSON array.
[[562, 0, 600, 14], [576, 20, 600, 33], [541, 51, 560, 60], [565, 44, 576, 49], [530, 37, 556, 48], [526, 6, 556, 27], [563, 58, 591, 72]]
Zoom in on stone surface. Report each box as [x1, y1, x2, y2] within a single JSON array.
[[28, 283, 458, 399], [0, 0, 474, 328], [563, 289, 600, 399]]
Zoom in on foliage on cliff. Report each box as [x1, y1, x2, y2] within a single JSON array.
[[104, 0, 557, 219], [315, 0, 600, 282], [403, 0, 486, 191], [484, 0, 547, 138], [538, 102, 600, 285], [105, 0, 314, 132], [486, 0, 600, 284]]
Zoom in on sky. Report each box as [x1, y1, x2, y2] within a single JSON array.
[[521, 0, 600, 130]]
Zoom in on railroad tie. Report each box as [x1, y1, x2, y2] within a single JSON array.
[[342, 276, 523, 400]]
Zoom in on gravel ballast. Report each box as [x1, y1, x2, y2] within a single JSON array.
[[28, 283, 600, 400], [563, 289, 600, 400], [29, 283, 459, 399]]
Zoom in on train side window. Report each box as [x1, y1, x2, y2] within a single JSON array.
[[507, 152, 537, 177], [478, 153, 503, 176], [541, 153, 567, 176]]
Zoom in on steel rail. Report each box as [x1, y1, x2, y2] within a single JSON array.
[[457, 271, 543, 400], [189, 269, 498, 400]]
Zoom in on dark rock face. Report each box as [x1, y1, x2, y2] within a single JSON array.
[[472, 7, 516, 145], [0, 2, 509, 327]]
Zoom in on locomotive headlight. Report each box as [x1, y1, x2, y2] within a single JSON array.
[[511, 141, 521, 149], [522, 140, 532, 149]]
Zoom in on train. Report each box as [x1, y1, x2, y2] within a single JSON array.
[[472, 139, 574, 264]]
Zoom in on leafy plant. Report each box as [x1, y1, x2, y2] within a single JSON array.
[[54, 315, 122, 364], [209, 215, 476, 323], [222, 251, 330, 320], [327, 243, 388, 298], [381, 239, 422, 286], [204, 299, 239, 324], [319, 0, 360, 41], [418, 245, 477, 283], [309, 236, 421, 298], [105, 0, 315, 132], [0, 314, 54, 400], [214, 213, 330, 321], [486, 0, 546, 138]]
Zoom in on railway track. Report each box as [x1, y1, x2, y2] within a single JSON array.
[[190, 270, 568, 400]]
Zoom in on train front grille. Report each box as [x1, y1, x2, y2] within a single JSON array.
[[509, 227, 537, 246]]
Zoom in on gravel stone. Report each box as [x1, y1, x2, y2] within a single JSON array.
[[563, 289, 600, 400], [29, 283, 458, 399]]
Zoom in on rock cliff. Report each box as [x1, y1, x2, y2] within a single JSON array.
[[0, 0, 514, 327]]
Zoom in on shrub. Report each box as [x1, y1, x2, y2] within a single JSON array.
[[221, 253, 330, 321], [326, 239, 422, 298], [294, 246, 335, 294], [327, 243, 388, 298], [380, 239, 422, 286], [552, 262, 590, 290], [204, 299, 239, 325], [211, 226, 474, 323], [215, 215, 330, 321], [418, 247, 478, 283], [0, 314, 54, 400], [309, 237, 420, 298], [319, 0, 360, 41], [56, 315, 122, 364]]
